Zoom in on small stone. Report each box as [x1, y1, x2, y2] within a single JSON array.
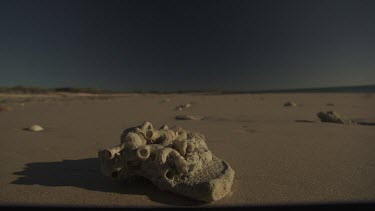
[[175, 103, 192, 110], [161, 98, 171, 103], [284, 101, 297, 107], [317, 110, 352, 124], [28, 124, 44, 132]]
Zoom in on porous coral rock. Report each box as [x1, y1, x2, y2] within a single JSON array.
[[98, 122, 235, 202]]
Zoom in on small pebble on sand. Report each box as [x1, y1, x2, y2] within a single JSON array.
[[316, 110, 353, 124], [161, 98, 171, 103], [284, 101, 297, 107], [28, 124, 44, 132], [176, 103, 192, 110]]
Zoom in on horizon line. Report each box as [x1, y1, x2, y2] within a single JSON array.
[[0, 84, 375, 94]]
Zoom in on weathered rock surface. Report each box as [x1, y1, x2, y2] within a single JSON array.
[[98, 122, 235, 202]]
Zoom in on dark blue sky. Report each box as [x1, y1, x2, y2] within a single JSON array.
[[1, 0, 374, 91]]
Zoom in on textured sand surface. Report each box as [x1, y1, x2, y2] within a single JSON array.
[[0, 93, 374, 207]]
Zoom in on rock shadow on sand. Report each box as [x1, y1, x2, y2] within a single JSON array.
[[295, 120, 316, 123], [11, 158, 207, 206]]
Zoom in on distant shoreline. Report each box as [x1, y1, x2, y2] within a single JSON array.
[[0, 84, 374, 94], [219, 84, 375, 94]]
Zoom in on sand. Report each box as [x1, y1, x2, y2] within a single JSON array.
[[0, 93, 374, 207]]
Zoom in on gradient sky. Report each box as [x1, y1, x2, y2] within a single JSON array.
[[1, 0, 374, 91]]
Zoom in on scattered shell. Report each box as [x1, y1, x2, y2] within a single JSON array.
[[175, 114, 203, 120], [284, 101, 297, 107], [176, 103, 192, 111], [28, 124, 44, 132]]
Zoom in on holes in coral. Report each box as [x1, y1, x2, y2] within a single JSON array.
[[166, 157, 176, 168], [186, 144, 194, 153], [155, 135, 165, 144], [165, 170, 174, 180], [111, 171, 118, 178], [145, 130, 153, 139], [149, 154, 156, 161], [103, 150, 114, 159], [139, 148, 148, 158]]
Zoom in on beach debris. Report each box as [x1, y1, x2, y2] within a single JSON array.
[[175, 114, 203, 121], [317, 111, 353, 124], [27, 124, 44, 132], [176, 103, 192, 111], [316, 111, 374, 126], [283, 101, 297, 107], [161, 98, 171, 103], [0, 105, 14, 111], [98, 122, 235, 202]]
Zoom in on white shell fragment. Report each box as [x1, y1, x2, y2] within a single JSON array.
[[28, 124, 44, 132], [176, 103, 192, 111], [98, 122, 235, 202]]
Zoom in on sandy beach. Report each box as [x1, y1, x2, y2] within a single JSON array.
[[0, 93, 374, 207]]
